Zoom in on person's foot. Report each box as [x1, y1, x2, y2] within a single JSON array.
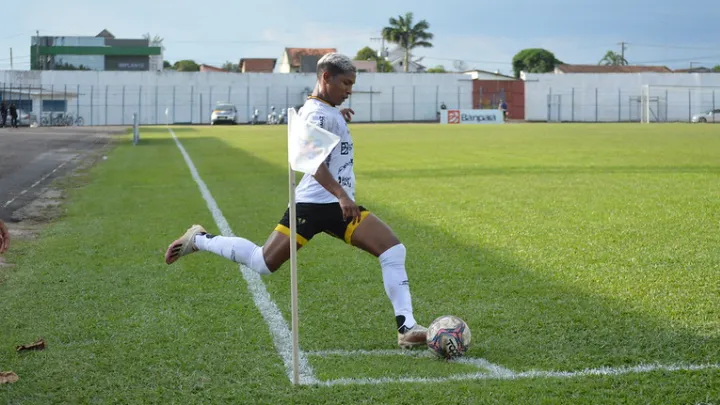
[[164, 224, 206, 264], [397, 323, 428, 349]]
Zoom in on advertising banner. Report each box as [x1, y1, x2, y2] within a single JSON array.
[[440, 109, 505, 124]]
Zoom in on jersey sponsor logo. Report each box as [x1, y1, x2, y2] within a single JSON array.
[[317, 115, 325, 128], [337, 176, 353, 187], [340, 142, 353, 155], [337, 159, 353, 175], [448, 110, 461, 124]]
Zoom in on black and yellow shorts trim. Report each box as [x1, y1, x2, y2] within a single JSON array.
[[274, 203, 370, 246]]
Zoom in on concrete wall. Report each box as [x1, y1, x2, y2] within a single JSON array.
[[0, 70, 473, 125], [524, 72, 720, 122]]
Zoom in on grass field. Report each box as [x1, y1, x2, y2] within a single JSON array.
[[1, 122, 719, 404]]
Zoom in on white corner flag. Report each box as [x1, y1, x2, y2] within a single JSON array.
[[287, 108, 340, 174], [286, 107, 339, 385]]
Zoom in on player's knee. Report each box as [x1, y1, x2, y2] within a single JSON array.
[[379, 243, 406, 267]]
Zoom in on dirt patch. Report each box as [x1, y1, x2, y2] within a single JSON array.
[[0, 131, 119, 274]]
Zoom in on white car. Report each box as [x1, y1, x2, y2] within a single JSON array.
[[691, 109, 720, 123], [211, 102, 238, 125]]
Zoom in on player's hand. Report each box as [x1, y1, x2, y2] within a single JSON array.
[[340, 108, 355, 123], [339, 196, 361, 224], [0, 220, 10, 254]]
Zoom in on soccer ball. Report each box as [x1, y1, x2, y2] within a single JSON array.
[[426, 315, 471, 359]]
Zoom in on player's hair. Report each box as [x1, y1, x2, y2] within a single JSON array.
[[316, 53, 357, 78]]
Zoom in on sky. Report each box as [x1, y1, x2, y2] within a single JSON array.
[[1, 0, 719, 75]]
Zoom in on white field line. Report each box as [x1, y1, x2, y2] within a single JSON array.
[[307, 349, 514, 377], [168, 128, 317, 385], [2, 160, 72, 208], [168, 126, 718, 387], [305, 349, 719, 387]]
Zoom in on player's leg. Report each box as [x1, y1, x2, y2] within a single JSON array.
[[345, 211, 427, 349], [164, 205, 316, 273]]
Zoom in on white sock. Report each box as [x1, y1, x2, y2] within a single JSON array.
[[194, 234, 271, 275], [379, 243, 416, 330]]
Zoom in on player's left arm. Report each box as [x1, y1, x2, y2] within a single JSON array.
[[340, 108, 354, 123]]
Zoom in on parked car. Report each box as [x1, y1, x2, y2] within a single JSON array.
[[15, 109, 35, 127], [691, 108, 720, 123], [211, 102, 238, 125]]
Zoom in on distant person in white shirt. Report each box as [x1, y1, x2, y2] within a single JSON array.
[[164, 52, 428, 349]]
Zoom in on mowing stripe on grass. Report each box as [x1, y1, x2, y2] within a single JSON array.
[[168, 127, 318, 385]]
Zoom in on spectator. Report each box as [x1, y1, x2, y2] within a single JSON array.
[[0, 220, 9, 254], [498, 99, 508, 122], [9, 103, 18, 128], [0, 101, 7, 127]]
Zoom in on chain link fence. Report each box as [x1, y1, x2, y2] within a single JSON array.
[[0, 82, 474, 126]]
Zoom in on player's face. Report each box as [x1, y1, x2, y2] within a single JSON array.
[[323, 71, 356, 105]]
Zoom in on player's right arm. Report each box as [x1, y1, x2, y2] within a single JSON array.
[[305, 111, 361, 224]]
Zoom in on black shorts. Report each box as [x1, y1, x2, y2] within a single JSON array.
[[275, 202, 370, 246]]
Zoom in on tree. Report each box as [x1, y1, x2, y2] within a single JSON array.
[[143, 33, 165, 51], [163, 61, 172, 69], [599, 50, 628, 66], [426, 65, 446, 73], [511, 48, 562, 78], [173, 60, 200, 72], [713, 65, 720, 72], [354, 46, 394, 72], [453, 60, 468, 72], [382, 11, 434, 72], [222, 61, 240, 72]]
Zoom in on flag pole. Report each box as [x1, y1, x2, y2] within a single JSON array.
[[288, 110, 300, 386]]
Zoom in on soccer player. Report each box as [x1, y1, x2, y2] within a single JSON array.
[[164, 52, 428, 349]]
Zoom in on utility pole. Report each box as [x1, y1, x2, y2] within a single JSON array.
[[9, 48, 13, 70], [618, 41, 627, 64], [371, 36, 387, 72]]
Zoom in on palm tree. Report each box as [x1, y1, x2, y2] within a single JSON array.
[[599, 50, 628, 66], [381, 12, 433, 72]]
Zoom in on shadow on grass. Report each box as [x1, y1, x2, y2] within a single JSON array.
[[159, 133, 719, 372]]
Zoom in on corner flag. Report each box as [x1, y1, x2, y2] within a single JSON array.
[[286, 107, 339, 385], [287, 108, 340, 174]]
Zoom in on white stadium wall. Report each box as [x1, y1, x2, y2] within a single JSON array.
[[0, 70, 474, 125], [524, 72, 720, 122]]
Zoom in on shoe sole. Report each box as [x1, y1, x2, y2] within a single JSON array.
[[165, 225, 205, 265]]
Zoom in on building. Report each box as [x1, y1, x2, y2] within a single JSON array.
[[278, 48, 337, 73], [30, 29, 163, 72], [239, 58, 277, 73], [464, 69, 516, 81], [386, 46, 426, 73], [464, 70, 525, 120], [352, 60, 377, 73], [674, 66, 717, 73], [199, 64, 228, 73], [553, 64, 672, 74]]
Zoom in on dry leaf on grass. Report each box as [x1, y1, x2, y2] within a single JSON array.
[[0, 372, 19, 384], [16, 338, 46, 352]]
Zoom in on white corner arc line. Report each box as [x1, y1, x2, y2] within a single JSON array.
[[313, 362, 720, 387], [168, 127, 317, 385]]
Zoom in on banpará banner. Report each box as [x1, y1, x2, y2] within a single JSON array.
[[440, 109, 505, 124]]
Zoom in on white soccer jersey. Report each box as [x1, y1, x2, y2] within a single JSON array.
[[294, 97, 355, 204]]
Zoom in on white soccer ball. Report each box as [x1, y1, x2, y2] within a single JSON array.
[[426, 315, 471, 359]]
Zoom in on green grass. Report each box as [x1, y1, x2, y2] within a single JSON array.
[[1, 123, 718, 404]]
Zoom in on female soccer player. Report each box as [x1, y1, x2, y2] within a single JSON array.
[[164, 53, 427, 349]]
